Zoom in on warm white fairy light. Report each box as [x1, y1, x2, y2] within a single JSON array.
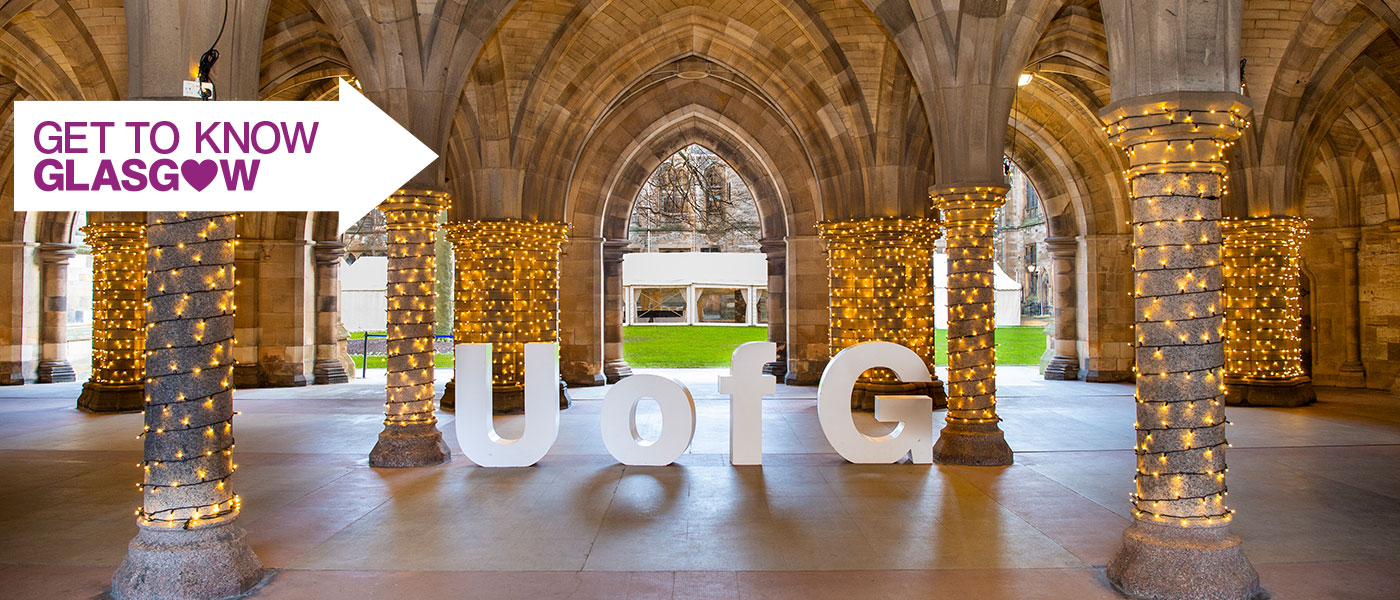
[[445, 219, 569, 397], [83, 222, 146, 386], [932, 187, 1005, 426], [136, 212, 241, 529], [1105, 100, 1248, 528], [381, 191, 449, 427], [1221, 217, 1308, 384], [817, 217, 941, 387]]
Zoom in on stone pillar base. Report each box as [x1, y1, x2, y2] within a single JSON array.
[[440, 378, 456, 411], [604, 359, 633, 384], [491, 382, 571, 414], [111, 521, 265, 600], [851, 379, 947, 412], [565, 372, 606, 388], [786, 370, 821, 387], [1224, 376, 1316, 407], [0, 362, 22, 385], [368, 424, 451, 468], [1107, 521, 1263, 600], [77, 382, 144, 413], [933, 419, 1013, 466], [313, 359, 349, 385], [1084, 369, 1133, 383], [232, 363, 309, 388], [762, 361, 787, 381], [1044, 356, 1080, 381], [36, 360, 75, 383], [1334, 364, 1366, 388]]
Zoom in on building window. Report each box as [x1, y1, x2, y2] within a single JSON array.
[[705, 164, 727, 214], [1025, 182, 1042, 221]]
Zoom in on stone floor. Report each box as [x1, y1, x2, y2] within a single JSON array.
[[1, 367, 1398, 599]]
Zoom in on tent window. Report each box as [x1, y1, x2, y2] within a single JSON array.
[[697, 288, 747, 323], [634, 287, 687, 323]]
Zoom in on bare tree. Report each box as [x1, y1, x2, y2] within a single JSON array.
[[630, 145, 760, 251]]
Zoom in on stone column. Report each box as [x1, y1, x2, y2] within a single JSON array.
[[231, 237, 313, 388], [785, 235, 827, 385], [1100, 93, 1260, 599], [369, 191, 451, 468], [77, 223, 146, 412], [1221, 217, 1315, 406], [112, 212, 262, 599], [312, 242, 351, 384], [559, 236, 605, 387], [930, 187, 1012, 466], [444, 219, 570, 413], [0, 240, 38, 385], [818, 217, 946, 410], [35, 243, 78, 383], [602, 240, 633, 383], [1336, 229, 1366, 387], [760, 238, 788, 379], [1044, 236, 1080, 380]]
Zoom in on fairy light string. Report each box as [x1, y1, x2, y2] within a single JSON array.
[[381, 191, 449, 427], [83, 223, 147, 387], [136, 211, 240, 530], [1221, 216, 1309, 386], [444, 219, 569, 400], [1104, 99, 1248, 528], [817, 217, 941, 396], [931, 187, 1005, 425]]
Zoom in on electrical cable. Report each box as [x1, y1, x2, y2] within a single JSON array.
[[196, 0, 229, 100]]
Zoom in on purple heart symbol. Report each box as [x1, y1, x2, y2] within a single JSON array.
[[180, 159, 218, 192]]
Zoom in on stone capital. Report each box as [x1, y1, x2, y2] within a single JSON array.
[[1334, 226, 1362, 248], [1099, 91, 1253, 127], [1099, 91, 1252, 167], [1044, 236, 1078, 259], [759, 237, 787, 257], [929, 183, 1009, 203], [380, 189, 450, 213], [602, 239, 631, 263], [37, 242, 79, 263], [312, 241, 348, 264]]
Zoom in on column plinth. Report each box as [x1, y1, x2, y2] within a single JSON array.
[[369, 192, 450, 468], [818, 218, 946, 411], [444, 219, 570, 413], [760, 238, 788, 379], [1222, 217, 1314, 407], [112, 212, 263, 599], [602, 240, 633, 383], [78, 223, 146, 412], [312, 242, 352, 384], [1043, 236, 1080, 380], [930, 188, 1011, 465], [1100, 93, 1261, 600], [36, 243, 78, 383]]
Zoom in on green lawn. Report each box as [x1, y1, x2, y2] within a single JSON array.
[[623, 325, 1047, 368], [351, 354, 455, 370], [624, 326, 770, 367]]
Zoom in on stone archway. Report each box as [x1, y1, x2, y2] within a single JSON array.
[[557, 61, 831, 386]]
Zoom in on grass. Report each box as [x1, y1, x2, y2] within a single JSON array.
[[623, 325, 1048, 367], [343, 325, 1048, 369], [624, 326, 770, 367], [350, 354, 455, 370]]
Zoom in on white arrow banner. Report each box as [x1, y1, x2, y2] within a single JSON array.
[[14, 79, 436, 235]]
